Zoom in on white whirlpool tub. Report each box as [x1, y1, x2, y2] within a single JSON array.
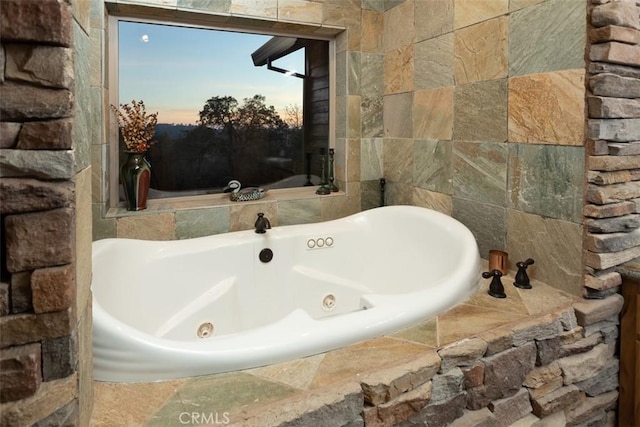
[[92, 205, 480, 383]]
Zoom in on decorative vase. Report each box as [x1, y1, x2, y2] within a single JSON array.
[[120, 151, 151, 211]]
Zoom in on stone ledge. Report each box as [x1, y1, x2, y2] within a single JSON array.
[[0, 0, 73, 46], [609, 141, 640, 155], [588, 169, 638, 186], [363, 380, 433, 426], [0, 308, 74, 348], [587, 181, 640, 204], [565, 390, 618, 425], [586, 228, 640, 252], [591, 2, 640, 30], [590, 72, 640, 98], [572, 293, 624, 326], [584, 270, 622, 290], [0, 149, 75, 180], [360, 351, 440, 405], [559, 343, 616, 385], [4, 207, 75, 273], [0, 373, 77, 427], [583, 201, 636, 218], [0, 82, 74, 121], [237, 381, 363, 427], [585, 213, 640, 233], [590, 25, 640, 45], [588, 95, 640, 119], [0, 343, 41, 403], [0, 178, 74, 215], [590, 42, 640, 67], [588, 120, 640, 143], [585, 245, 640, 269], [437, 337, 487, 373]]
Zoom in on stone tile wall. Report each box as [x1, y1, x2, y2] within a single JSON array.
[[584, 1, 640, 297], [0, 0, 94, 425], [374, 0, 587, 295]]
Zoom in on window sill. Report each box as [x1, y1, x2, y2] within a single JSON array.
[[106, 187, 346, 218]]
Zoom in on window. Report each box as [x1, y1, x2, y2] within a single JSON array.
[[110, 17, 332, 201]]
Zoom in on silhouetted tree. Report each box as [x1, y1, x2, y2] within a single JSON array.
[[197, 94, 288, 183], [284, 103, 303, 129]]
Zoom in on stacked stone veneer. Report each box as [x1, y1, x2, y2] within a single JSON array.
[[585, 1, 640, 296], [0, 0, 93, 425], [250, 298, 622, 426]]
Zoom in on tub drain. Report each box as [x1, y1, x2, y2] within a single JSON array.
[[197, 322, 214, 338], [322, 294, 336, 311]]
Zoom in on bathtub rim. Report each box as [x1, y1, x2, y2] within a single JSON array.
[[92, 205, 481, 382]]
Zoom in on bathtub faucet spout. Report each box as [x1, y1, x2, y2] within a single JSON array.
[[255, 213, 271, 234]]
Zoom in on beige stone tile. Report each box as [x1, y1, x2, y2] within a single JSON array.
[[310, 337, 429, 389], [508, 69, 585, 145], [383, 93, 413, 138], [392, 317, 438, 347], [322, 3, 361, 51], [116, 212, 176, 240], [386, 180, 414, 205], [320, 188, 360, 220], [347, 95, 361, 138], [413, 87, 454, 140], [384, 45, 414, 95], [412, 188, 453, 215], [90, 379, 186, 426], [506, 209, 583, 296], [509, 0, 546, 12], [454, 0, 508, 29], [344, 138, 360, 182], [383, 0, 414, 52], [229, 201, 277, 231], [415, 33, 454, 89], [2, 374, 78, 426], [465, 276, 530, 317], [246, 354, 325, 390], [453, 78, 508, 142], [383, 138, 414, 184], [438, 303, 527, 346], [230, 0, 277, 18], [360, 138, 383, 181], [415, 0, 454, 41], [277, 198, 322, 226], [454, 16, 508, 84], [277, 0, 323, 24], [515, 281, 578, 316], [362, 9, 383, 53]]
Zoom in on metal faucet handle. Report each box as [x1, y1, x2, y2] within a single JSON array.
[[482, 269, 503, 279], [483, 269, 506, 299], [516, 258, 535, 269], [514, 258, 535, 289]]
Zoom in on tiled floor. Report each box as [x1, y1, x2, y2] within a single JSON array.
[[90, 270, 578, 426]]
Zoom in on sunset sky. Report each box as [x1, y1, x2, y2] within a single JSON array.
[[118, 21, 304, 125]]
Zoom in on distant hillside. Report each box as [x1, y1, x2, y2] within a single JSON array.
[[155, 123, 197, 139]]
